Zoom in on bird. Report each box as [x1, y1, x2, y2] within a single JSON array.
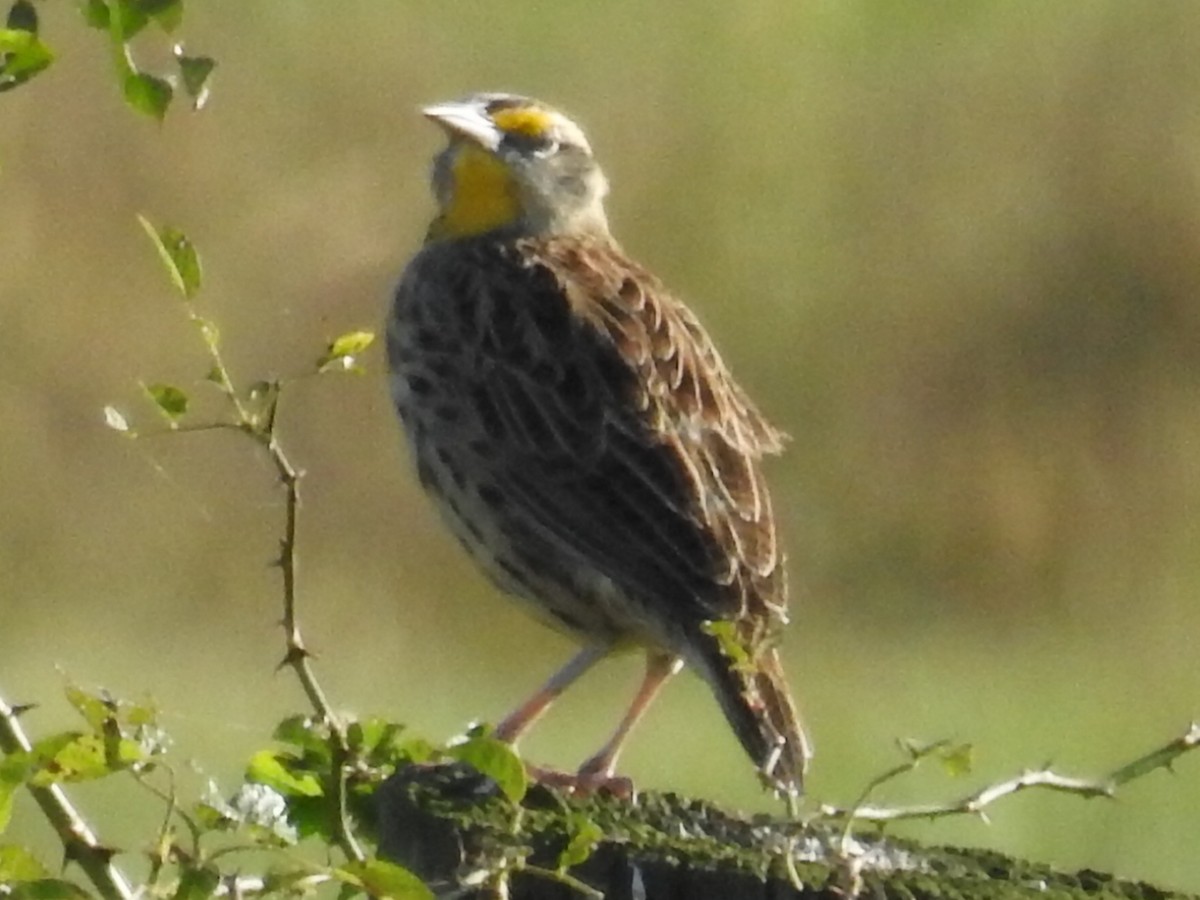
[[387, 93, 812, 796]]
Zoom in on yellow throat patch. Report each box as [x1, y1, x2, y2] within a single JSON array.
[[429, 143, 521, 240]]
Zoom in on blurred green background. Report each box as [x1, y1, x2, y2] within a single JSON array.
[[4, 0, 1200, 891]]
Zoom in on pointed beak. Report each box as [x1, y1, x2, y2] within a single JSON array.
[[422, 102, 502, 152]]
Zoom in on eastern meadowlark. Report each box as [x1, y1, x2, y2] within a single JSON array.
[[387, 93, 811, 795]]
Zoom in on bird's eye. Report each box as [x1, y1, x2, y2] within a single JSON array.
[[531, 138, 559, 158], [501, 130, 559, 158]]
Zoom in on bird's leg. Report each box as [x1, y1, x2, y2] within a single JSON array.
[[577, 652, 683, 780], [493, 643, 608, 743]]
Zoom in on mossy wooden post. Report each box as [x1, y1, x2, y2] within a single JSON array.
[[374, 764, 1192, 900]]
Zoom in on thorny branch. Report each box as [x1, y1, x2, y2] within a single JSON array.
[[188, 328, 366, 864], [259, 392, 365, 863], [820, 721, 1200, 826], [0, 695, 134, 900]]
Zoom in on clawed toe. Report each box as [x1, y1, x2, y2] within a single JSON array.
[[525, 761, 636, 799]]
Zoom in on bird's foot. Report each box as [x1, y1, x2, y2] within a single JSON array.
[[525, 762, 635, 799]]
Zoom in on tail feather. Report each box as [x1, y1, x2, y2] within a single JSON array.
[[696, 642, 811, 796]]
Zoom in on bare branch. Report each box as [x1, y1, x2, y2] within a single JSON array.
[[820, 722, 1200, 825]]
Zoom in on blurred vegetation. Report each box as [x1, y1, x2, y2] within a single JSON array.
[[3, 0, 1200, 893]]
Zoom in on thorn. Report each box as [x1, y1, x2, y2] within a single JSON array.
[[63, 837, 118, 868], [279, 643, 315, 669], [276, 645, 311, 671]]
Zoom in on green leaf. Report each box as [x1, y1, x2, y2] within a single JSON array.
[[144, 383, 189, 423], [63, 684, 112, 731], [349, 717, 393, 753], [558, 812, 603, 870], [193, 784, 239, 830], [271, 715, 332, 761], [38, 733, 141, 784], [329, 330, 376, 358], [109, 0, 150, 39], [939, 742, 974, 778], [147, 0, 183, 33], [281, 794, 332, 842], [0, 27, 54, 91], [336, 859, 432, 900], [137, 215, 202, 297], [115, 737, 146, 766], [351, 717, 410, 767], [446, 735, 527, 804], [260, 870, 324, 896], [245, 750, 322, 798], [0, 844, 48, 881], [123, 70, 172, 121], [203, 365, 228, 388], [29, 734, 108, 785], [7, 877, 92, 900], [89, 0, 176, 36], [125, 698, 159, 728], [397, 735, 439, 765], [6, 1, 36, 32], [80, 0, 109, 29], [0, 781, 16, 833], [317, 329, 376, 373], [26, 732, 78, 763], [172, 863, 220, 900], [0, 749, 34, 782], [174, 49, 214, 109]]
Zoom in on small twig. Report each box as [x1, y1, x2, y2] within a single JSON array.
[[823, 738, 953, 856], [131, 765, 204, 862], [190, 305, 251, 425], [820, 723, 1200, 825], [519, 863, 605, 900], [0, 695, 134, 900], [846, 740, 952, 821], [832, 769, 1112, 824], [1107, 721, 1200, 787]]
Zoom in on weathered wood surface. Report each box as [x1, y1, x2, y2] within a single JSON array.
[[374, 763, 1191, 900]]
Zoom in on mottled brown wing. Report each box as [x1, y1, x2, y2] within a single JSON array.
[[458, 233, 788, 631]]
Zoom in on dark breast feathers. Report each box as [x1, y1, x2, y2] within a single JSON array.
[[391, 232, 790, 649]]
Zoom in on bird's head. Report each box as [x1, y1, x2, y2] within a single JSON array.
[[422, 93, 610, 242]]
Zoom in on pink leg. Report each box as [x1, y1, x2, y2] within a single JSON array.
[[578, 652, 683, 778], [493, 644, 608, 743]]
